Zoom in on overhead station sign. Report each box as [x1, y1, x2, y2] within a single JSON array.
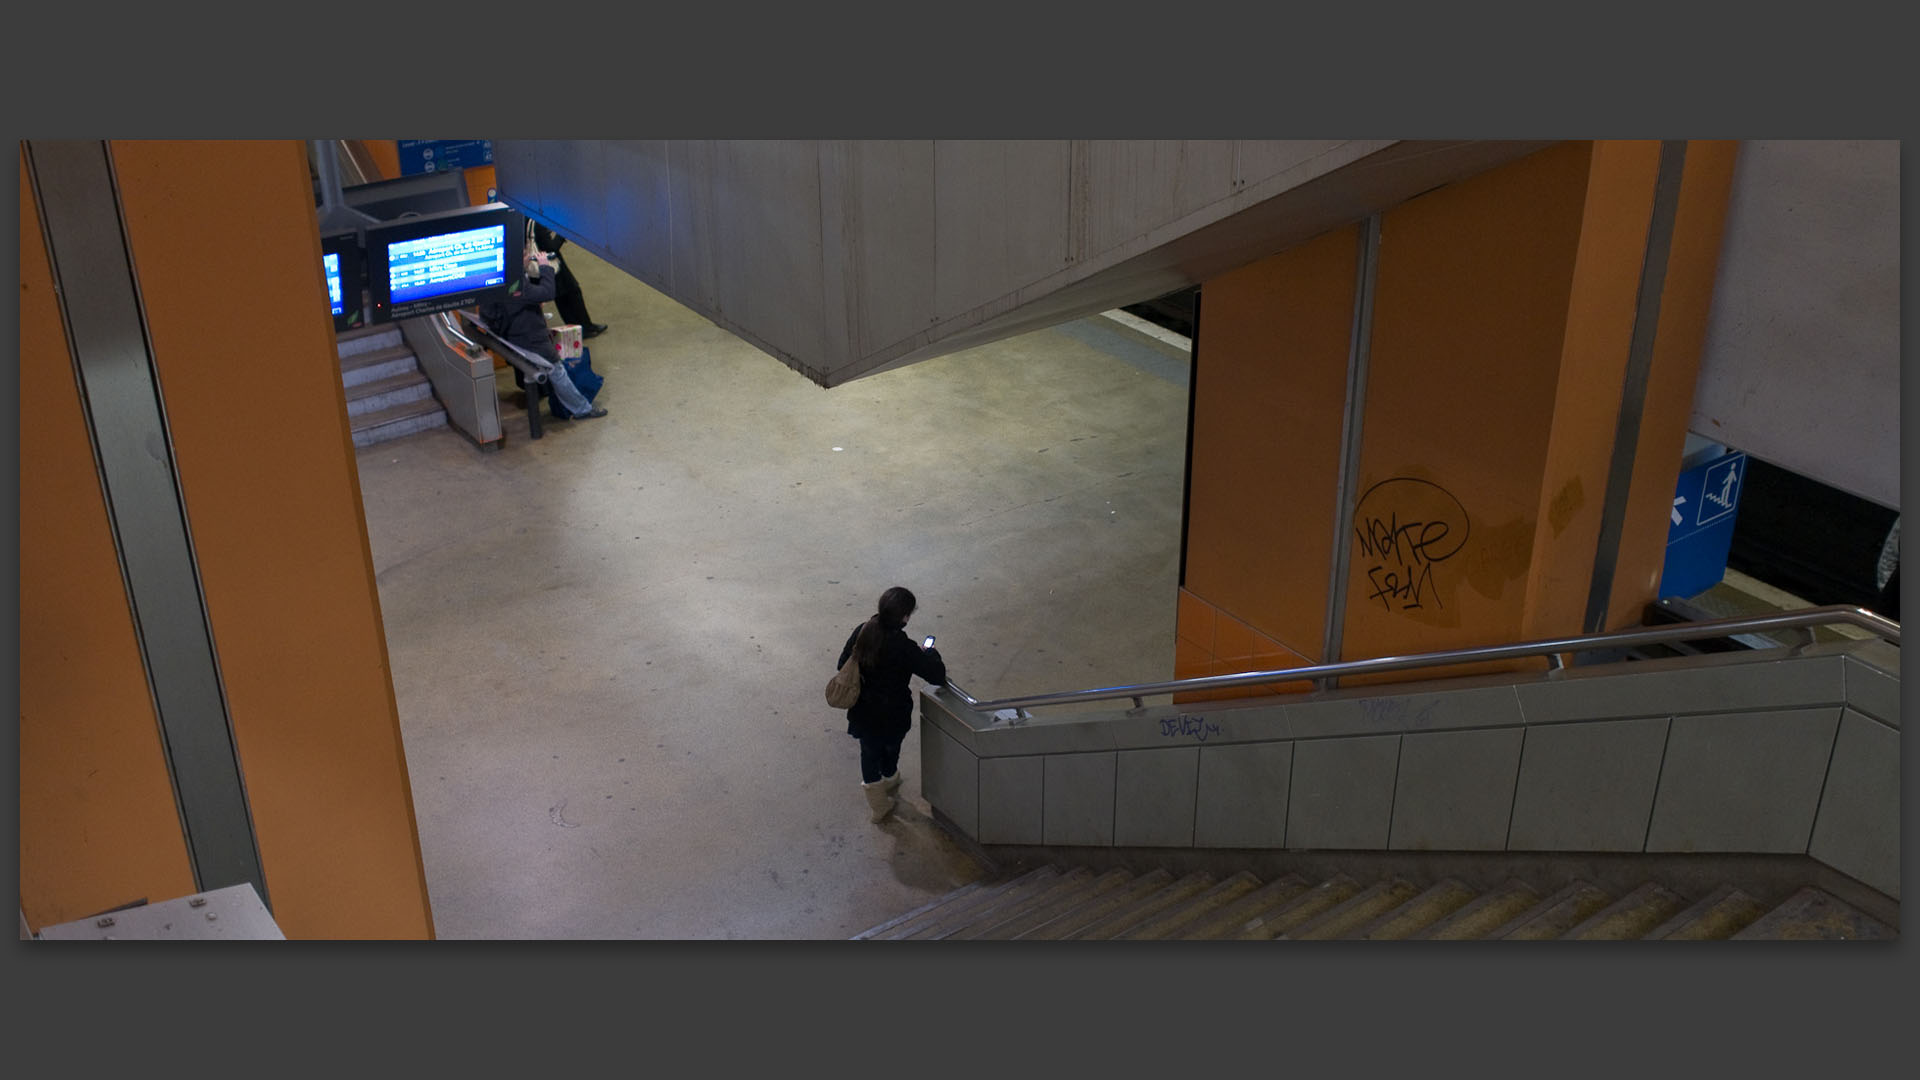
[[397, 139, 494, 176]]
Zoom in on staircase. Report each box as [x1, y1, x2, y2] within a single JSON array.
[[852, 864, 1896, 941], [336, 324, 447, 448]]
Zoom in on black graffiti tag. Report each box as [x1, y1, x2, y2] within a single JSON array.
[[1353, 477, 1470, 614]]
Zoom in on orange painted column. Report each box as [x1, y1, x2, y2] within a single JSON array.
[[1179, 224, 1360, 701], [100, 140, 436, 939], [1179, 140, 1738, 694], [18, 151, 199, 929]]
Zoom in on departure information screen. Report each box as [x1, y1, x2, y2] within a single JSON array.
[[385, 224, 507, 305], [325, 252, 343, 316]]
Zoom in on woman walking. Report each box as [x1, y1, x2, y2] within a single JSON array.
[[836, 586, 946, 823]]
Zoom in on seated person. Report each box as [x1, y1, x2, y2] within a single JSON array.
[[478, 246, 607, 420], [533, 222, 608, 338]]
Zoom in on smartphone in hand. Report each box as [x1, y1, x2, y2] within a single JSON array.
[[922, 635, 936, 649]]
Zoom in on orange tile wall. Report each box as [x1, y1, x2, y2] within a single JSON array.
[[1181, 142, 1737, 697]]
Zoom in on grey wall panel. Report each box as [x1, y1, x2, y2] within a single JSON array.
[[852, 140, 936, 356], [932, 141, 1073, 322], [1112, 747, 1200, 848], [1043, 751, 1116, 847], [1514, 653, 1844, 724], [1194, 741, 1292, 848], [1286, 734, 1400, 849], [1085, 141, 1238, 257], [1807, 710, 1899, 899], [599, 140, 672, 288], [1691, 140, 1900, 509], [1232, 140, 1352, 190], [711, 141, 828, 370], [665, 140, 719, 316], [1842, 656, 1900, 728], [815, 141, 857, 370], [1507, 716, 1669, 851], [1646, 707, 1843, 854], [922, 721, 979, 838], [1389, 727, 1524, 851], [1288, 685, 1525, 740], [489, 139, 544, 211], [535, 140, 608, 241], [978, 755, 1044, 845]]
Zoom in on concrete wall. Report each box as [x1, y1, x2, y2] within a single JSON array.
[[490, 140, 1554, 387], [921, 640, 1899, 899], [1691, 140, 1900, 510]]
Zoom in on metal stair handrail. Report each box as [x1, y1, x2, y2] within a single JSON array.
[[941, 604, 1898, 713]]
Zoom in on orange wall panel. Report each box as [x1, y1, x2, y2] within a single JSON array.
[[1341, 142, 1593, 665], [1185, 224, 1359, 659], [18, 151, 198, 929], [106, 140, 433, 939], [1521, 141, 1663, 638], [1605, 141, 1741, 629]]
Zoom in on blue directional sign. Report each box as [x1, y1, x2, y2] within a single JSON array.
[[397, 140, 494, 176], [1659, 450, 1747, 599]]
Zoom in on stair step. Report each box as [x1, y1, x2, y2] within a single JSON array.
[[1730, 887, 1897, 941], [1642, 884, 1768, 941], [1562, 882, 1688, 940], [346, 371, 434, 417], [977, 868, 1135, 941], [1493, 882, 1614, 941], [1238, 875, 1362, 940], [1019, 869, 1176, 940], [851, 879, 993, 940], [1183, 875, 1312, 940], [350, 396, 447, 448], [947, 867, 1103, 940], [1357, 879, 1479, 940], [908, 866, 1065, 940], [1282, 878, 1422, 940], [1413, 880, 1543, 941], [336, 324, 404, 358], [342, 344, 419, 387], [1121, 871, 1264, 940], [1069, 873, 1218, 940], [873, 867, 1052, 941]]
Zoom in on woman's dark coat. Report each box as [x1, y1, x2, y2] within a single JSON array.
[[837, 624, 946, 739]]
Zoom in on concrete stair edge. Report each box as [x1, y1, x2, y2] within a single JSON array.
[[1018, 868, 1177, 941], [1120, 870, 1264, 941], [910, 867, 1067, 940], [874, 867, 1052, 941], [1067, 872, 1218, 941], [978, 868, 1136, 941]]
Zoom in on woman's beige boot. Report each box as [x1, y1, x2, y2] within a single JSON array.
[[880, 772, 903, 794], [861, 780, 896, 823]]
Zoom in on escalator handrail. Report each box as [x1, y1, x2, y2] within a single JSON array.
[[941, 604, 1898, 713]]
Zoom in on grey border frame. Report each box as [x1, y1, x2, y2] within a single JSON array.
[[1319, 213, 1383, 677], [24, 139, 269, 905]]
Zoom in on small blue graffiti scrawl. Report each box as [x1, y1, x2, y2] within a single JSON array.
[[1160, 715, 1222, 742]]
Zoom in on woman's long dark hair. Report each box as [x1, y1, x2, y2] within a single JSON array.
[[851, 586, 916, 671]]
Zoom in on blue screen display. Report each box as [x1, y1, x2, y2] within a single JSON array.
[[385, 224, 507, 305], [324, 252, 343, 316]]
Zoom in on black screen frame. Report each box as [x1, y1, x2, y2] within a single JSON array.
[[320, 230, 366, 333], [365, 203, 524, 324]]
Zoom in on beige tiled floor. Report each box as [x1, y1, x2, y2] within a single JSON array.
[[352, 246, 1193, 938]]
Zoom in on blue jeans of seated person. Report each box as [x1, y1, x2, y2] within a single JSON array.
[[858, 734, 904, 785], [524, 340, 595, 417], [546, 361, 595, 417]]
